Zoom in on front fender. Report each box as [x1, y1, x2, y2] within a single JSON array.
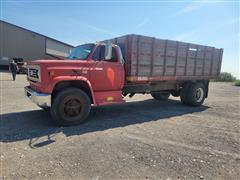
[[50, 76, 96, 105]]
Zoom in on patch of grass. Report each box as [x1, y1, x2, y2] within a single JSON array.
[[235, 80, 240, 86]]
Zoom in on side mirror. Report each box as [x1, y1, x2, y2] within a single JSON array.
[[104, 43, 112, 61]]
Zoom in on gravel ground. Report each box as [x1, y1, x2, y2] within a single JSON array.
[[0, 72, 239, 180]]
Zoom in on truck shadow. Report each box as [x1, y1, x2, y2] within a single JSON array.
[[0, 99, 209, 147]]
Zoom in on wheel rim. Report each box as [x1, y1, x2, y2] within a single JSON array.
[[196, 88, 204, 102], [60, 95, 82, 121]]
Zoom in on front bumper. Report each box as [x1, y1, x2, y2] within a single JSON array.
[[24, 86, 51, 108]]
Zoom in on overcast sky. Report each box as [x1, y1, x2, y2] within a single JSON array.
[[1, 0, 239, 78]]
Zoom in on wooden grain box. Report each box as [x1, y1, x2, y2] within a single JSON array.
[[104, 34, 223, 83]]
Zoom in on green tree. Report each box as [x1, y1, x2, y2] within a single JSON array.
[[219, 72, 236, 82]]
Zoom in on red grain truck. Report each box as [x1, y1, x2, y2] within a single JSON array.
[[24, 34, 223, 126]]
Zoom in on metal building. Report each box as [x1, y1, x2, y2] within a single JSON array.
[[0, 20, 74, 69]]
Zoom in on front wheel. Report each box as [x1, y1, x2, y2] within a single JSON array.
[[51, 88, 91, 126], [151, 92, 170, 101]]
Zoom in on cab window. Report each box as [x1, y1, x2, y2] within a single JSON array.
[[92, 45, 118, 62], [109, 47, 118, 62], [92, 45, 105, 61]]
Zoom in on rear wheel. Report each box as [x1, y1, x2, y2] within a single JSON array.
[[180, 84, 190, 105], [51, 88, 91, 126], [187, 83, 206, 106], [180, 82, 206, 106], [151, 92, 170, 101]]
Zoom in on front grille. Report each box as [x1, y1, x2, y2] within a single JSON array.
[[29, 68, 39, 79], [28, 65, 41, 82]]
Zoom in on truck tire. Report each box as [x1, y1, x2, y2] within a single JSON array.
[[51, 88, 91, 126], [151, 92, 170, 100], [186, 82, 206, 106], [180, 83, 191, 105]]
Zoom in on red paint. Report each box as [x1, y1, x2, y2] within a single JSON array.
[[27, 44, 125, 106], [94, 91, 124, 106], [107, 67, 115, 87]]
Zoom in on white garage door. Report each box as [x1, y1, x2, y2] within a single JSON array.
[[46, 39, 72, 58]]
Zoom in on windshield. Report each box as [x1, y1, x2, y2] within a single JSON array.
[[67, 43, 95, 60]]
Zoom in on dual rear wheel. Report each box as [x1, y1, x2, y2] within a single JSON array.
[[151, 82, 206, 107], [180, 82, 206, 106]]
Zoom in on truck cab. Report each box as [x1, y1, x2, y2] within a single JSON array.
[[25, 42, 125, 125]]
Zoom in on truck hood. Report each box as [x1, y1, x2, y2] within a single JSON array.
[[27, 59, 90, 70], [27, 59, 90, 86], [27, 59, 87, 65]]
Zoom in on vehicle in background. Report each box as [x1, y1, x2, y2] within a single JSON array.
[[13, 58, 27, 74], [24, 34, 223, 126]]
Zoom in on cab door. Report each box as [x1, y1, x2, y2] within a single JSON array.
[[89, 45, 124, 92]]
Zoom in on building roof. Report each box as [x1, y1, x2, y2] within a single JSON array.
[[0, 20, 75, 48]]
